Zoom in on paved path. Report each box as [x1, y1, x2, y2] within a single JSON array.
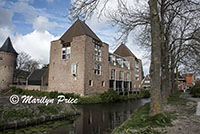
[[180, 92, 200, 116]]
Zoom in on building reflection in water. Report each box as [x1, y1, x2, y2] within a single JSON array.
[[50, 99, 149, 134]]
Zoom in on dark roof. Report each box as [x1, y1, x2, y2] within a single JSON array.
[[60, 19, 101, 43], [0, 37, 18, 55], [114, 44, 136, 58], [14, 70, 30, 78], [28, 69, 48, 81]]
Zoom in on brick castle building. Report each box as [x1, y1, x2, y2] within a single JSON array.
[[0, 20, 143, 96], [48, 20, 143, 95]]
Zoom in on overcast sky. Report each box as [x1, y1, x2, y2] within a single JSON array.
[[0, 0, 150, 75]]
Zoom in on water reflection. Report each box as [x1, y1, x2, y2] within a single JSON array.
[[50, 99, 149, 134]]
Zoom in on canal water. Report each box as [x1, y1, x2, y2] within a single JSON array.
[[50, 99, 149, 134]]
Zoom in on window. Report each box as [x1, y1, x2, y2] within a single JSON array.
[[62, 48, 66, 59], [94, 63, 101, 75], [111, 69, 115, 79], [124, 61, 130, 69], [136, 77, 139, 81], [94, 40, 101, 62], [145, 80, 150, 83], [66, 47, 71, 59], [102, 81, 105, 87], [119, 71, 124, 80], [62, 46, 71, 60], [117, 58, 123, 67], [126, 72, 130, 81], [72, 62, 78, 75], [89, 80, 93, 87], [0, 57, 2, 61]]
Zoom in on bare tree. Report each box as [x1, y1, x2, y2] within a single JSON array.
[[16, 52, 39, 72]]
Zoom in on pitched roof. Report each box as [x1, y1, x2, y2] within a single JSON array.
[[0, 37, 18, 55], [113, 44, 136, 58], [28, 68, 48, 81], [60, 19, 101, 43]]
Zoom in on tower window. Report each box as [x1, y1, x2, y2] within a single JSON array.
[[102, 81, 105, 87], [0, 57, 2, 61], [72, 62, 78, 75], [61, 43, 71, 60], [93, 39, 101, 62], [94, 63, 101, 75], [89, 80, 93, 87]]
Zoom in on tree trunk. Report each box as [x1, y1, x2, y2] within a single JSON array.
[[160, 0, 169, 104], [149, 0, 163, 115], [170, 54, 176, 93]]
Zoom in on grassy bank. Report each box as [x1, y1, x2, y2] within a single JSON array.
[[77, 89, 150, 104], [0, 116, 78, 134], [112, 92, 189, 134]]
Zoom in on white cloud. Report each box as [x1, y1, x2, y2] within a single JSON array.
[[33, 16, 57, 32], [13, 30, 59, 64]]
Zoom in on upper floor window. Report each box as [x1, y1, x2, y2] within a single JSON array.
[[124, 61, 130, 69], [145, 80, 150, 83], [94, 63, 101, 75], [117, 58, 122, 66], [119, 71, 124, 80], [109, 55, 116, 65], [62, 46, 71, 60], [111, 69, 115, 80], [0, 57, 3, 61], [93, 39, 101, 62]]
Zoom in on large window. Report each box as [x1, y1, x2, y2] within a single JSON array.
[[62, 46, 71, 60], [94, 63, 101, 75], [119, 71, 124, 80], [94, 40, 101, 62], [111, 69, 115, 80]]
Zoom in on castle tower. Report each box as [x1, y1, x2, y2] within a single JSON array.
[[0, 37, 18, 90], [48, 20, 109, 95]]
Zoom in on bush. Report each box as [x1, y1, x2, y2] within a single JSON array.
[[190, 84, 200, 98], [100, 90, 121, 103], [49, 91, 59, 98], [139, 89, 150, 98]]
